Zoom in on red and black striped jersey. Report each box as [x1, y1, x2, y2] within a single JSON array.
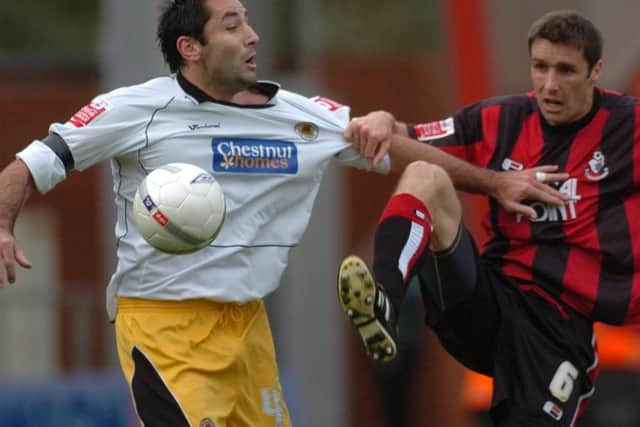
[[409, 89, 640, 325]]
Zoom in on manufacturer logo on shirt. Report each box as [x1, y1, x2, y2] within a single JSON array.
[[584, 151, 609, 181], [188, 123, 221, 131], [68, 99, 109, 128], [413, 118, 455, 142], [501, 158, 524, 171], [212, 138, 298, 174]]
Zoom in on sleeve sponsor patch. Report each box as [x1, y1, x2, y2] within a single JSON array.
[[413, 117, 455, 142], [310, 96, 344, 112], [68, 99, 109, 128]]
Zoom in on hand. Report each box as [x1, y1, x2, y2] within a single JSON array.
[[490, 165, 570, 219], [344, 110, 395, 167], [0, 227, 32, 287]]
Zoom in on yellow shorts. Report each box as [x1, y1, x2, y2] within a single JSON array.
[[115, 297, 291, 427]]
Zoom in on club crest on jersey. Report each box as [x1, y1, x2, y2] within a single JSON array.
[[413, 118, 455, 142], [212, 138, 298, 174], [68, 99, 108, 128], [584, 151, 609, 181], [294, 122, 319, 141]]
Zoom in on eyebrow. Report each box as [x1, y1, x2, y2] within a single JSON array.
[[218, 7, 248, 23]]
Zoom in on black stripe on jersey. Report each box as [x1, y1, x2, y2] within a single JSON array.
[[131, 346, 190, 427], [530, 125, 574, 299], [42, 133, 74, 172], [486, 97, 532, 171], [592, 102, 636, 324], [483, 97, 533, 265]]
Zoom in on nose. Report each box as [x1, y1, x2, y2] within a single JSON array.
[[543, 70, 559, 92], [246, 24, 259, 46]]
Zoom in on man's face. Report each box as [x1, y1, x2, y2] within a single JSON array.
[[530, 38, 602, 126], [199, 0, 259, 93]]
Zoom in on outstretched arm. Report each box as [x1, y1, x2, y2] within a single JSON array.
[[388, 135, 569, 219], [0, 160, 34, 286]]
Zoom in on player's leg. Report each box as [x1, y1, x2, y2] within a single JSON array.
[[338, 161, 462, 361]]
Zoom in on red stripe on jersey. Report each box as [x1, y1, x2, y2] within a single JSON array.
[[438, 104, 501, 166], [559, 109, 609, 314], [623, 191, 640, 323], [497, 113, 542, 280], [560, 248, 602, 316], [501, 244, 535, 281], [512, 112, 544, 165]]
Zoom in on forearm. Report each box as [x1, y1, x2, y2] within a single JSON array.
[[389, 135, 497, 195], [0, 160, 35, 231]]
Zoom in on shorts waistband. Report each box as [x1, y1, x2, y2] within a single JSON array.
[[117, 297, 259, 314]]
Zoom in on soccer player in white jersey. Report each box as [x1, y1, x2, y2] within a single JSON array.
[[0, 0, 389, 426]]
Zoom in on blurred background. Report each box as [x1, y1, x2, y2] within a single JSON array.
[[2, 0, 640, 426]]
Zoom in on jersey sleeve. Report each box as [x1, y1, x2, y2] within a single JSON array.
[[334, 145, 391, 174], [16, 86, 163, 193], [307, 95, 390, 174], [407, 100, 499, 167]]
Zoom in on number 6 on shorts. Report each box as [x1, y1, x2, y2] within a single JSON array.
[[548, 361, 579, 402]]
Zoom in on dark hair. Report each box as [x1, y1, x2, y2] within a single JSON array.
[[527, 10, 603, 72], [157, 0, 210, 73]]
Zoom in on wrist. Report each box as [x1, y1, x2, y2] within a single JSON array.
[[393, 120, 408, 136], [484, 169, 500, 197]]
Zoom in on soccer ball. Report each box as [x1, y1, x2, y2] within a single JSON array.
[[132, 163, 226, 254]]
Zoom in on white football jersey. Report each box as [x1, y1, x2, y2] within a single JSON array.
[[17, 74, 389, 319]]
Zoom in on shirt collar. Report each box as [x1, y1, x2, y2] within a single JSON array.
[[176, 71, 280, 108]]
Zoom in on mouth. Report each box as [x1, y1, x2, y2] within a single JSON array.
[[245, 54, 256, 70], [541, 97, 564, 113]]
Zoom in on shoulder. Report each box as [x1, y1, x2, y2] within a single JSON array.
[[100, 75, 182, 109], [479, 93, 535, 110], [598, 87, 639, 110], [457, 93, 535, 118]]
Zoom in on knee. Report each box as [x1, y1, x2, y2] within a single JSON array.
[[397, 161, 454, 204]]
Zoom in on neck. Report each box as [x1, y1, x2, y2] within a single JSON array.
[[180, 67, 243, 102]]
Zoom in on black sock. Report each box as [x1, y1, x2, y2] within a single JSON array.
[[372, 193, 432, 311]]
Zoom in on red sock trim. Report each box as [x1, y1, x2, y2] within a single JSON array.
[[378, 193, 432, 229], [379, 193, 433, 284]]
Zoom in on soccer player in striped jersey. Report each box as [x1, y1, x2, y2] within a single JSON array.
[[338, 10, 638, 426]]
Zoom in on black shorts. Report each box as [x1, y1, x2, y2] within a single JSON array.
[[416, 225, 599, 426]]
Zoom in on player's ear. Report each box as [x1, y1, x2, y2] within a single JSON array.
[[177, 35, 201, 63], [589, 59, 603, 83]]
